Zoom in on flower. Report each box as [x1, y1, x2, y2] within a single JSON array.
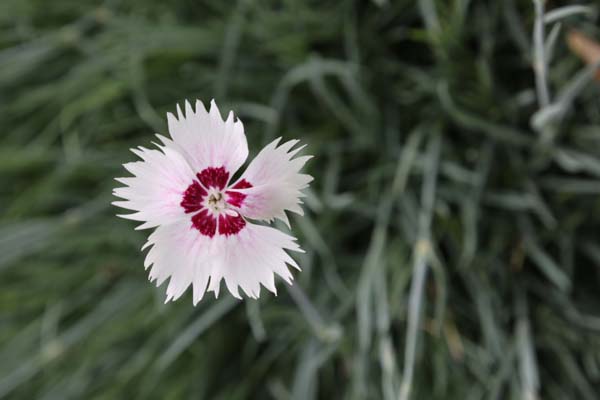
[[113, 100, 312, 304]]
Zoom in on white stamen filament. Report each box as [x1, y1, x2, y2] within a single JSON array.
[[225, 209, 238, 217], [205, 188, 236, 217]]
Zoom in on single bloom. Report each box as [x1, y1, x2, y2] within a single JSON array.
[[113, 99, 312, 304]]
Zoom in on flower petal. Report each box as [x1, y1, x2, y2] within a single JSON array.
[[231, 138, 313, 226], [207, 222, 302, 299], [143, 220, 213, 304], [165, 99, 248, 179], [113, 145, 195, 229], [143, 220, 301, 303]]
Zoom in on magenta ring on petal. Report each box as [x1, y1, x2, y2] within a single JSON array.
[[112, 99, 313, 304]]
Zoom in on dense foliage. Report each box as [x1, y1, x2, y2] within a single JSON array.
[[2, 0, 600, 399]]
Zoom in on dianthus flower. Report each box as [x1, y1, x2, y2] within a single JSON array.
[[114, 100, 312, 303]]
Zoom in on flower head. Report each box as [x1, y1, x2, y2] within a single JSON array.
[[113, 100, 312, 303]]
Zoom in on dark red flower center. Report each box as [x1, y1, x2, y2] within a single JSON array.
[[226, 179, 252, 207], [180, 166, 253, 237]]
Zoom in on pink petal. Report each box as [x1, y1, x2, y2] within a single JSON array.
[[207, 222, 303, 299], [143, 220, 212, 304], [225, 179, 252, 207], [165, 99, 248, 178], [113, 145, 195, 230], [197, 166, 230, 190], [180, 181, 207, 214], [191, 209, 217, 238], [232, 138, 313, 226], [143, 221, 302, 303]]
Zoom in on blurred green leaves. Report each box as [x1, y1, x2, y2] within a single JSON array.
[[2, 0, 600, 399]]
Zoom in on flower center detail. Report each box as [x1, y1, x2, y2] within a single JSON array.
[[180, 166, 253, 238], [205, 189, 226, 213]]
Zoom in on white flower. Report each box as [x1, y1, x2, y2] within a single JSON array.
[[113, 100, 312, 304]]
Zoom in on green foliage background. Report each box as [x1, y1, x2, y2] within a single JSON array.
[[2, 0, 600, 399]]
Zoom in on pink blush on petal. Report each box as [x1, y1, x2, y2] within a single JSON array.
[[218, 213, 246, 236], [226, 179, 253, 208], [181, 181, 207, 213], [191, 209, 217, 237], [197, 166, 229, 189]]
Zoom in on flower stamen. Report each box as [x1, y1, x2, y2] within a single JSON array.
[[206, 190, 226, 212]]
